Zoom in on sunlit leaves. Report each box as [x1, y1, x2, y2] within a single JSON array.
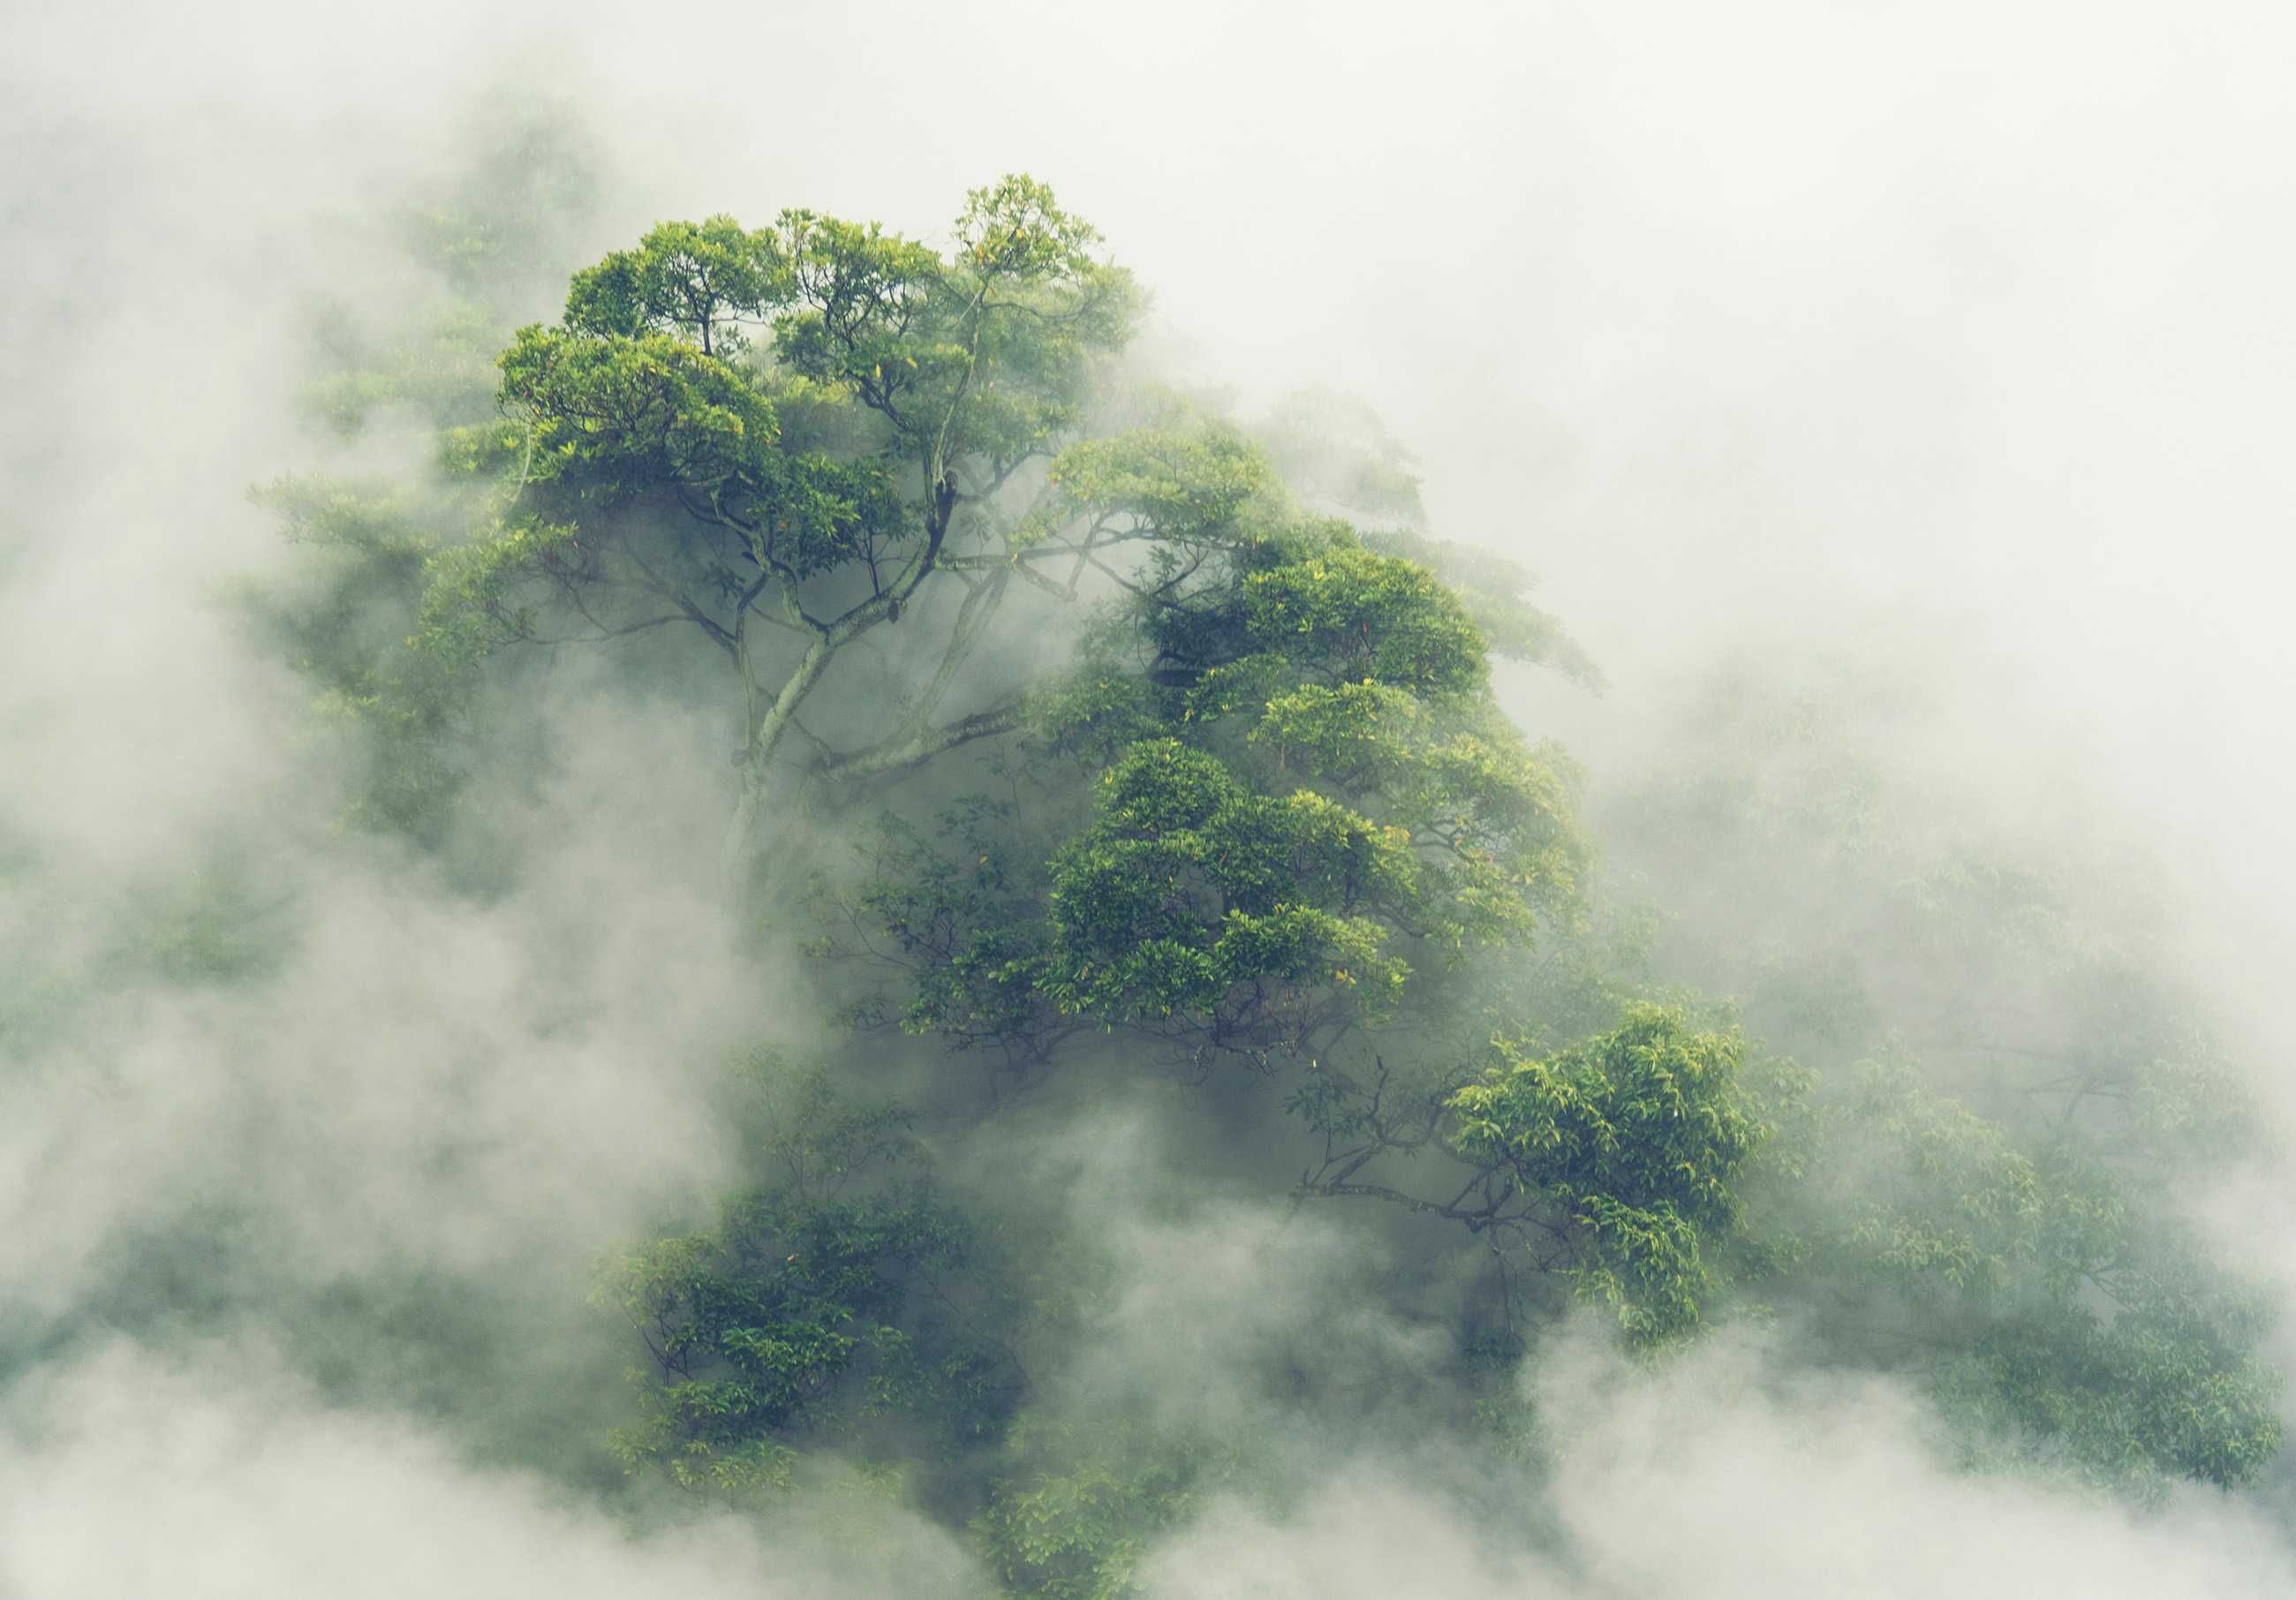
[[1236, 540, 1487, 694], [773, 177, 1135, 467], [1046, 422, 1273, 535], [563, 215, 789, 355], [502, 325, 782, 478], [770, 210, 947, 425]]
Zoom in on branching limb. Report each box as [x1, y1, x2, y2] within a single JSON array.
[[814, 702, 1025, 782]]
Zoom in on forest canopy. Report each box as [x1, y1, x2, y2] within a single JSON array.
[[236, 133, 2285, 1596]]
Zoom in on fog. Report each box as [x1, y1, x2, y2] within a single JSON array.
[[8, 3, 2296, 1596]]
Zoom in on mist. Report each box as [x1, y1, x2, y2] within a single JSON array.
[[8, 4, 2296, 1596]]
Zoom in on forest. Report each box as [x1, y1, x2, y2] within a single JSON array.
[[7, 44, 2296, 1600]]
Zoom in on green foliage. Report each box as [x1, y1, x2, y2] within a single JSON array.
[[1046, 420, 1274, 537], [838, 506, 1588, 1069], [244, 477, 475, 839], [1234, 540, 1487, 695], [1958, 1280, 2284, 1491], [1020, 667, 1165, 766], [300, 299, 504, 437], [1360, 527, 1602, 687], [244, 110, 624, 843], [1594, 660, 2285, 1485], [493, 323, 903, 583], [600, 1068, 1009, 1494], [349, 172, 1153, 879], [307, 94, 608, 438], [409, 514, 584, 668], [974, 1423, 1208, 1600], [765, 175, 1130, 472], [1832, 1060, 2113, 1298], [563, 215, 789, 353], [1038, 740, 1413, 1030], [1794, 1060, 2283, 1488], [1451, 1005, 1768, 1340], [249, 144, 2287, 1566]]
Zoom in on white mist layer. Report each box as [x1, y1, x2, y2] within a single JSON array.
[[1152, 1327, 2296, 1599], [0, 1341, 989, 1600]]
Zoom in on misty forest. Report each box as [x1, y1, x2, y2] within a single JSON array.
[[11, 38, 2296, 1599]]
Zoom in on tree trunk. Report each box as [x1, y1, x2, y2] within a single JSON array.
[[721, 634, 835, 887], [718, 472, 958, 890]]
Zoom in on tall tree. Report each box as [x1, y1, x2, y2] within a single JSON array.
[[415, 177, 1136, 877], [265, 160, 2280, 1581]]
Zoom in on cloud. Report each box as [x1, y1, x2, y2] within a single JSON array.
[[0, 1339, 991, 1600], [1148, 1325, 2296, 1599]]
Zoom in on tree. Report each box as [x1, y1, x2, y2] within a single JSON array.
[[412, 177, 1137, 879], [415, 187, 1673, 1331], [263, 152, 2281, 1584]]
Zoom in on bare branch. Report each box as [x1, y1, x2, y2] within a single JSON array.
[[813, 702, 1025, 781]]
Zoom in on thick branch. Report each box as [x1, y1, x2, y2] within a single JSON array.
[[814, 702, 1024, 781], [1298, 1177, 1528, 1235], [912, 570, 1010, 728], [527, 613, 695, 646]]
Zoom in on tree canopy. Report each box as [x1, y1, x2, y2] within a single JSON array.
[[254, 155, 2283, 1599]]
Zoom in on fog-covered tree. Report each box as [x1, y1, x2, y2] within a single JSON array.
[[1599, 660, 2283, 1491], [412, 177, 1134, 877], [257, 141, 2282, 1600]]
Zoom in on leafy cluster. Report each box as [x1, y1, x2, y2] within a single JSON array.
[[846, 511, 1587, 1068], [1450, 1006, 1768, 1340], [599, 1071, 1010, 1492], [974, 1423, 1210, 1600]]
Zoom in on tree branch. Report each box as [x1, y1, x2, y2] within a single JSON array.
[[813, 702, 1025, 781]]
